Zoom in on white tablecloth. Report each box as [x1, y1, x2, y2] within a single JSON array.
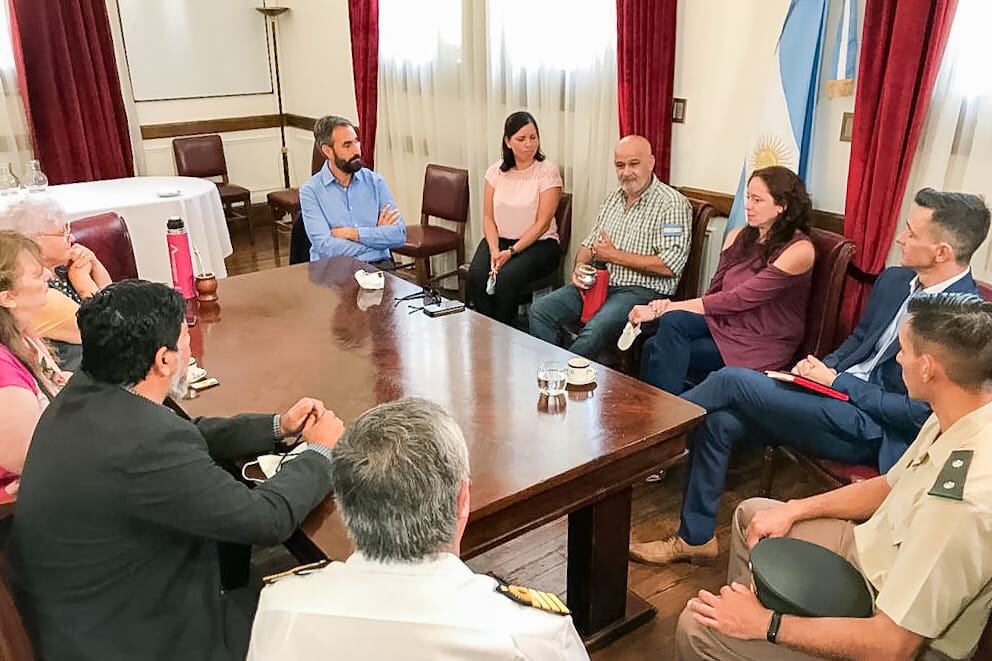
[[48, 176, 233, 284]]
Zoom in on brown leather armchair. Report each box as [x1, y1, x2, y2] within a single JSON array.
[[393, 164, 470, 286], [70, 212, 139, 281], [267, 143, 326, 265], [172, 135, 254, 244]]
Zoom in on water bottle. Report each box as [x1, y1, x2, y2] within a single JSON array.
[[166, 217, 196, 299], [22, 160, 48, 193]]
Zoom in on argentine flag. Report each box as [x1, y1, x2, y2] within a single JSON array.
[[726, 0, 829, 231]]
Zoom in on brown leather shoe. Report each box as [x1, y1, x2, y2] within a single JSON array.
[[629, 534, 718, 566]]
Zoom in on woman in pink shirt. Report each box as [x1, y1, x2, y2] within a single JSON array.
[[466, 111, 563, 324], [0, 231, 67, 496]]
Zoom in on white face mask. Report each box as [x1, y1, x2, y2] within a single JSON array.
[[167, 357, 189, 401]]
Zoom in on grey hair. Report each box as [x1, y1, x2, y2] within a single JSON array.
[[313, 115, 357, 150], [0, 197, 68, 236], [331, 397, 470, 563]]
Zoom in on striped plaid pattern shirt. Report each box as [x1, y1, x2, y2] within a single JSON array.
[[581, 177, 692, 295]]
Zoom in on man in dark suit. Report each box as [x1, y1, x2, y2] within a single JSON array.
[[630, 188, 990, 566], [5, 280, 343, 661]]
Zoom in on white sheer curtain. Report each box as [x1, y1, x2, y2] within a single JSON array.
[[376, 0, 618, 283], [0, 1, 32, 178], [886, 0, 992, 281]]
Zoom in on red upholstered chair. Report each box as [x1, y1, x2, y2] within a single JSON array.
[[172, 135, 254, 245], [759, 276, 991, 497], [393, 164, 470, 287], [515, 192, 573, 302], [70, 212, 139, 281], [267, 143, 326, 266]]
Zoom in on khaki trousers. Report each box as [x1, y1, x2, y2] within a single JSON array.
[[674, 498, 950, 661]]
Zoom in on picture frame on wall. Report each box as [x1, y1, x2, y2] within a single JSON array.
[[840, 112, 854, 142]]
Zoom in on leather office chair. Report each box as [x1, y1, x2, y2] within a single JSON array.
[[267, 143, 326, 266], [172, 135, 254, 245], [70, 212, 139, 281], [514, 192, 573, 303], [393, 164, 470, 286], [0, 556, 34, 661]]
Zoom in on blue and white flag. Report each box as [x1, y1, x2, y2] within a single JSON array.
[[726, 0, 829, 232], [826, 0, 858, 97]]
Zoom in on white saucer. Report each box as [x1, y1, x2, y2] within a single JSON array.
[[157, 188, 181, 198], [567, 372, 596, 387]]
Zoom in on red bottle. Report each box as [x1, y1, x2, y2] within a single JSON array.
[[166, 216, 196, 299]]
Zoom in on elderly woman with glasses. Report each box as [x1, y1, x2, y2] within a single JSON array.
[[0, 198, 111, 370]]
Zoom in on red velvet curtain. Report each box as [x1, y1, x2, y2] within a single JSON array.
[[837, 0, 958, 337], [11, 0, 133, 184], [616, 0, 678, 182], [348, 0, 379, 170]]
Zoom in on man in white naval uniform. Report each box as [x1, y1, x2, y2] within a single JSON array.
[[247, 397, 589, 660]]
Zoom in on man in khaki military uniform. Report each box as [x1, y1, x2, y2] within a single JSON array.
[[676, 293, 992, 660], [247, 398, 589, 661]]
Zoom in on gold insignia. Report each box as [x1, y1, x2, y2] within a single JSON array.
[[496, 583, 570, 616], [263, 559, 329, 584]]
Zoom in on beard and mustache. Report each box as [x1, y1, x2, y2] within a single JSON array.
[[168, 364, 190, 401], [335, 155, 364, 174]]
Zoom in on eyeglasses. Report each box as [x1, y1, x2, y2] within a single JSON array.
[[37, 226, 72, 240]]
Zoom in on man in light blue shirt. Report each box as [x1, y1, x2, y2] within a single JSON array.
[[300, 115, 406, 266]]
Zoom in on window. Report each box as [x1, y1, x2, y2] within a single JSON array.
[[946, 0, 992, 98], [378, 0, 462, 65]]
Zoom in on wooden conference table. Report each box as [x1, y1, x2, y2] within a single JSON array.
[[182, 256, 704, 647]]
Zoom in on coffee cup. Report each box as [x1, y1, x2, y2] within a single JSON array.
[[567, 357, 595, 384], [575, 264, 597, 289]]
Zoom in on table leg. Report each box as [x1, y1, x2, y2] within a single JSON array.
[[567, 486, 656, 649]]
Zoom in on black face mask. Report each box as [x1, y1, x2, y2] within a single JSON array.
[[336, 155, 364, 174]]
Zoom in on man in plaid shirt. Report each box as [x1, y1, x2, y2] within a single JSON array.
[[529, 136, 692, 358]]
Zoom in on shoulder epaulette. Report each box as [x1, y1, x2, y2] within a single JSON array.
[[495, 582, 570, 616], [263, 559, 330, 585], [928, 450, 974, 501]]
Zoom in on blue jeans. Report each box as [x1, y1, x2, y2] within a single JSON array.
[[640, 311, 725, 395], [528, 284, 658, 358], [676, 367, 883, 545]]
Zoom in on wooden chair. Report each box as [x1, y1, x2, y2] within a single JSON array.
[[514, 192, 573, 302], [266, 143, 326, 266], [172, 135, 254, 245], [0, 552, 34, 661], [69, 212, 139, 281], [393, 164, 470, 286]]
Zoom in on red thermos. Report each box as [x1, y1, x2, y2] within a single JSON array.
[[166, 217, 196, 299]]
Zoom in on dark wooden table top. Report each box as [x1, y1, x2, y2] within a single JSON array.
[[183, 257, 704, 558]]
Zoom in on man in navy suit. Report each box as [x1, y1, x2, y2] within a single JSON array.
[[630, 188, 990, 566]]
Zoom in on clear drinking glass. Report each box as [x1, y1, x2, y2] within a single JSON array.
[[0, 165, 19, 197], [537, 361, 567, 396]]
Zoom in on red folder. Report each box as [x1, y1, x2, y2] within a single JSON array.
[[579, 268, 609, 323], [764, 370, 850, 402]]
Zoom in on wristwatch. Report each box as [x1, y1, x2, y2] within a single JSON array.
[[508, 245, 517, 256], [766, 611, 782, 644]]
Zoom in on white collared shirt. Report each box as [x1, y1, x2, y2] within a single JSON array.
[[247, 552, 589, 661], [844, 268, 971, 381]]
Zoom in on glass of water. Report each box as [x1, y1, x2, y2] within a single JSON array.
[[537, 361, 567, 396]]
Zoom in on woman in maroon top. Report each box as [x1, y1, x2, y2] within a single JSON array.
[[631, 166, 815, 394]]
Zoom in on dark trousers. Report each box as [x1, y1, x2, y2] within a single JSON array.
[[676, 367, 883, 545], [466, 237, 560, 324], [640, 311, 725, 395]]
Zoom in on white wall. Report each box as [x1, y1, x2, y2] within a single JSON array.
[[108, 0, 357, 201], [670, 0, 859, 214]]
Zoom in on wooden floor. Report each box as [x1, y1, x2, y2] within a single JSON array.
[[223, 217, 825, 660]]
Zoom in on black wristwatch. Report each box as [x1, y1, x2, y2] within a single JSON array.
[[766, 611, 782, 644], [507, 245, 517, 256]]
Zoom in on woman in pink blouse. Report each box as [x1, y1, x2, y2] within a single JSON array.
[[630, 166, 816, 394], [466, 111, 563, 324], [0, 231, 67, 496]]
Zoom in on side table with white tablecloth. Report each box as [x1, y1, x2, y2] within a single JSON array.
[[48, 176, 233, 284]]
